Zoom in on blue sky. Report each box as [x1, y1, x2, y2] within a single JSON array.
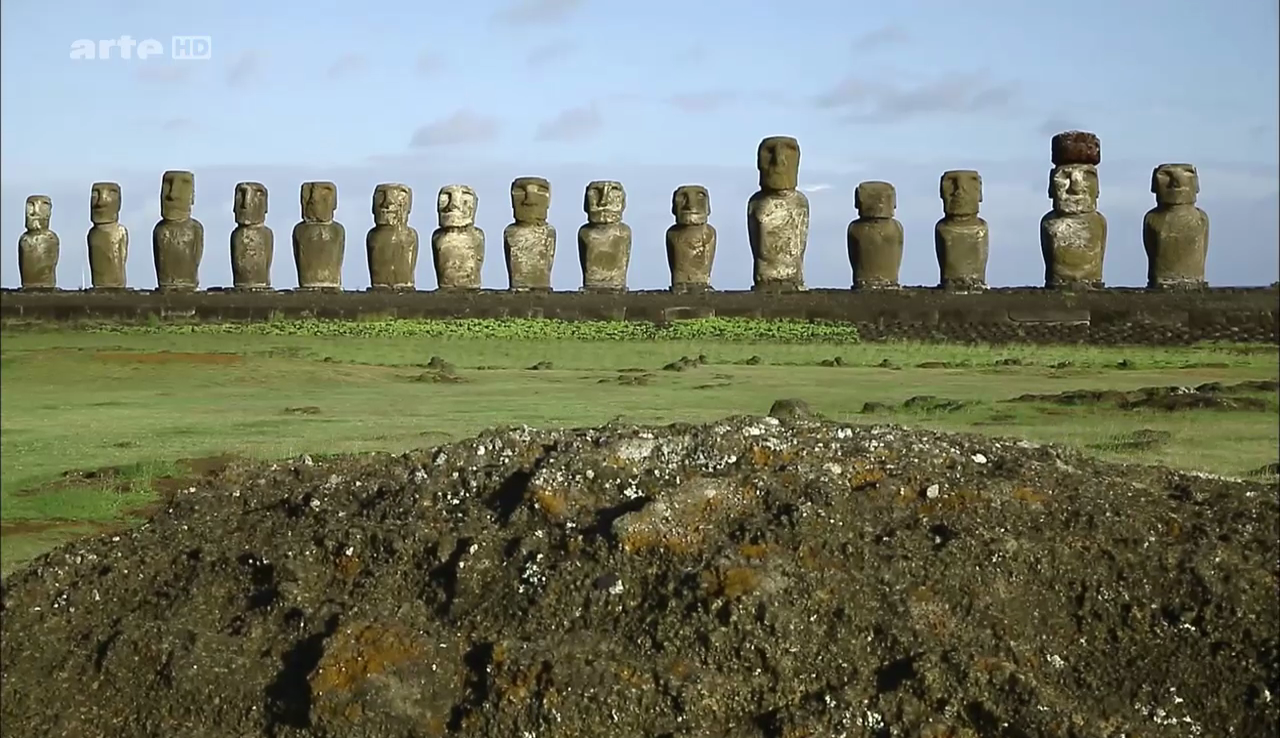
[[2, 0, 1277, 290]]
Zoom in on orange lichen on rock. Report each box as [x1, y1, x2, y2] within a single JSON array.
[[308, 622, 426, 697], [702, 566, 762, 598], [532, 489, 568, 518]]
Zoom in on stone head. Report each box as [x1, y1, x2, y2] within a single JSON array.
[[584, 181, 625, 225], [372, 183, 412, 226], [1048, 164, 1100, 215], [160, 170, 195, 220], [756, 136, 801, 191], [854, 181, 897, 219], [1151, 163, 1199, 206], [672, 185, 711, 226], [300, 181, 338, 223], [90, 182, 122, 225], [24, 195, 52, 231], [437, 184, 478, 228], [510, 176, 552, 224], [1051, 130, 1101, 166], [939, 170, 982, 217], [233, 182, 268, 226]]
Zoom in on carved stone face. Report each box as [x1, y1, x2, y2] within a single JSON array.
[[511, 177, 551, 224], [24, 195, 52, 230], [160, 170, 195, 220], [584, 181, 625, 225], [372, 183, 412, 226], [757, 136, 801, 191], [234, 182, 268, 226], [437, 184, 478, 228], [301, 181, 338, 222], [672, 185, 711, 226], [1151, 163, 1199, 206], [90, 182, 122, 225], [939, 170, 982, 217], [1049, 164, 1099, 215], [854, 181, 897, 219]]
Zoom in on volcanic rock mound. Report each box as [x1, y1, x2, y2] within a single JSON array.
[[2, 416, 1277, 737]]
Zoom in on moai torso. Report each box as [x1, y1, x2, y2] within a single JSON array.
[[846, 181, 904, 289], [293, 182, 345, 290], [231, 182, 273, 290], [18, 195, 59, 290], [431, 185, 485, 290], [747, 136, 809, 290], [578, 180, 632, 292], [152, 170, 204, 291], [503, 177, 556, 291], [933, 170, 989, 291], [367, 184, 419, 290], [1040, 164, 1107, 289], [87, 183, 128, 289], [666, 185, 716, 292], [1143, 163, 1209, 290]]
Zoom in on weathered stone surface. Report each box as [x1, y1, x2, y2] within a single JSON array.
[[666, 185, 716, 292], [87, 182, 128, 290], [847, 181, 904, 289], [1051, 130, 1101, 166], [18, 195, 58, 290], [504, 177, 556, 291], [293, 182, 345, 291], [934, 170, 989, 291], [367, 184, 419, 291], [747, 136, 808, 291], [1041, 164, 1107, 289], [152, 170, 204, 292], [1144, 163, 1209, 290], [431, 185, 485, 291], [578, 181, 632, 292], [231, 182, 273, 291]]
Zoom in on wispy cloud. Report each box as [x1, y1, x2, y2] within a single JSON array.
[[161, 117, 196, 133], [800, 183, 832, 193], [815, 70, 1018, 124], [535, 103, 602, 142], [225, 50, 263, 87], [526, 40, 576, 67], [134, 64, 193, 85], [852, 25, 908, 53], [415, 51, 445, 77], [1037, 115, 1085, 138], [492, 0, 586, 26], [410, 110, 502, 147], [667, 91, 737, 114], [326, 53, 366, 80]]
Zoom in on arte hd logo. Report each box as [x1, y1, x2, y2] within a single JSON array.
[[69, 35, 212, 60]]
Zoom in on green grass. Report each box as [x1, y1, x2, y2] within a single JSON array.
[[2, 318, 1277, 576]]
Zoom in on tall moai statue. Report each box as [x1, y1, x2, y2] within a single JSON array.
[[1040, 131, 1107, 289], [578, 180, 632, 292], [747, 136, 809, 291], [293, 181, 345, 290], [18, 195, 59, 290], [1144, 163, 1209, 290], [88, 183, 128, 290], [153, 170, 204, 292], [666, 185, 716, 292], [431, 185, 484, 290], [503, 177, 556, 292], [847, 181, 905, 289], [366, 184, 419, 291], [934, 170, 989, 291], [231, 182, 273, 290]]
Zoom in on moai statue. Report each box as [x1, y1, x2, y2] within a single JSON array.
[[1040, 131, 1107, 289], [503, 177, 556, 292], [231, 182, 273, 290], [88, 183, 128, 290], [666, 184, 717, 292], [18, 195, 59, 290], [152, 170, 204, 292], [846, 181, 905, 289], [578, 180, 632, 292], [431, 185, 484, 290], [934, 170, 989, 291], [293, 181, 345, 290], [1144, 163, 1209, 290], [747, 136, 809, 291], [366, 184, 419, 291]]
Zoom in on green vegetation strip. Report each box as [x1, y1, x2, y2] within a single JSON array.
[[78, 317, 862, 342]]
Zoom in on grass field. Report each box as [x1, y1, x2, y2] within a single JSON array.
[[2, 318, 1277, 576]]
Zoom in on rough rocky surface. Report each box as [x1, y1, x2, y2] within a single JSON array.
[[2, 416, 1278, 738]]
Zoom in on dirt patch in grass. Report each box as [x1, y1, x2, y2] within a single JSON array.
[[94, 351, 243, 365]]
